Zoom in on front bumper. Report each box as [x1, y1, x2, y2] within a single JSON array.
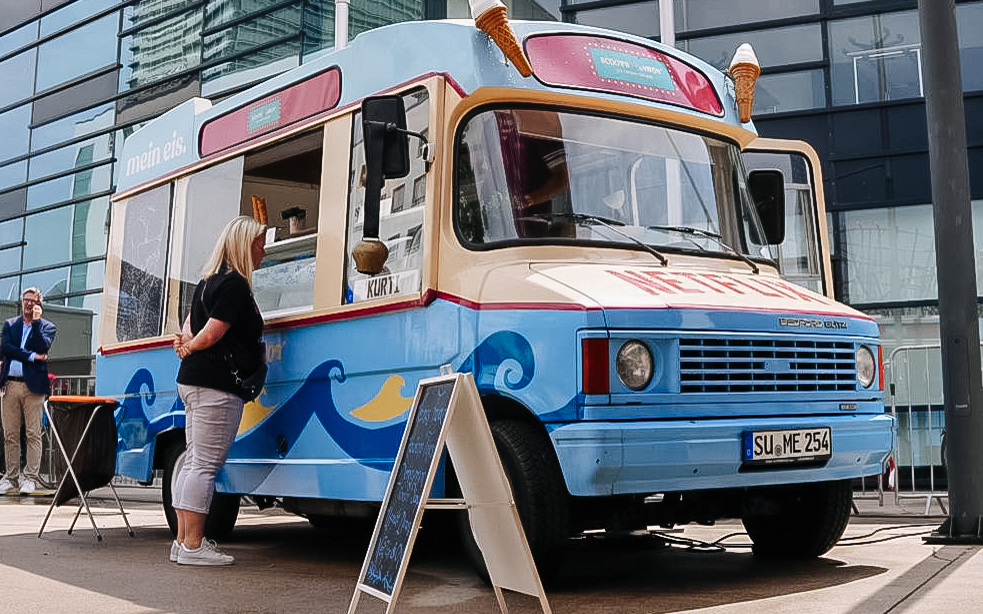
[[551, 412, 894, 496]]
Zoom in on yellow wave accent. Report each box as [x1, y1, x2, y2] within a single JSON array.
[[350, 375, 413, 422], [238, 391, 276, 436]]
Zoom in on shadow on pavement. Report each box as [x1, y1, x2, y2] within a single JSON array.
[[0, 508, 890, 614]]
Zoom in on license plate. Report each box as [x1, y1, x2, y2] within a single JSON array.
[[742, 428, 831, 464]]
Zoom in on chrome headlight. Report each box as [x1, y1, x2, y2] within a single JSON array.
[[856, 346, 876, 388], [616, 340, 653, 391]]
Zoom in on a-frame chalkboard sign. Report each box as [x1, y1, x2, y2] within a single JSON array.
[[348, 372, 552, 614]]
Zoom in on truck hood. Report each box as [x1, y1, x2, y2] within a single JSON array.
[[527, 262, 866, 319]]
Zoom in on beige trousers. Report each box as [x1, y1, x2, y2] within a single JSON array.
[[1, 380, 44, 484]]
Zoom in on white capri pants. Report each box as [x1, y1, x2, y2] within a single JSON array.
[[173, 384, 244, 514]]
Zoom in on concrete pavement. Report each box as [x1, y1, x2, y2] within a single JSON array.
[[0, 486, 979, 613]]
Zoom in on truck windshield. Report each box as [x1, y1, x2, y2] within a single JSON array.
[[455, 108, 774, 261]]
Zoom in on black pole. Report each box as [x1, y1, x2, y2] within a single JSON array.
[[918, 0, 983, 542]]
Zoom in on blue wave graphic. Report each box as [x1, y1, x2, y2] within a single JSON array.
[[459, 330, 535, 393]]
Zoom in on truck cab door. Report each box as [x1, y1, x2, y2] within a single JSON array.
[[743, 138, 833, 299]]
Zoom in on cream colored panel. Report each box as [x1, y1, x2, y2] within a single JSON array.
[[313, 115, 353, 308]]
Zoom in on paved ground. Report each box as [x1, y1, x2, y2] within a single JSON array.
[[0, 486, 979, 613]]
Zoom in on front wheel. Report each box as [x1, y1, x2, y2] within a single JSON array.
[[742, 479, 852, 558], [458, 420, 570, 582], [161, 441, 241, 541]]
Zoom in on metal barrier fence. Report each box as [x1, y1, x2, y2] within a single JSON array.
[[50, 375, 96, 397], [885, 343, 950, 515]]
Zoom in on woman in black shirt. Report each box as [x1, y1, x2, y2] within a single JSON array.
[[170, 215, 266, 566]]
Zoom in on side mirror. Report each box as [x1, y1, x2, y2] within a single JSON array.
[[354, 96, 411, 275], [748, 169, 786, 245]]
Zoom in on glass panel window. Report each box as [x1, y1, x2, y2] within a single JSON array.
[[0, 246, 21, 275], [24, 197, 110, 267], [754, 70, 826, 114], [119, 11, 203, 91], [574, 3, 660, 40], [22, 265, 70, 300], [454, 107, 771, 260], [957, 2, 983, 93], [70, 259, 105, 294], [0, 49, 38, 108], [301, 0, 335, 58], [346, 88, 429, 304], [201, 39, 300, 97], [25, 206, 73, 267], [28, 134, 113, 181], [348, 0, 423, 40], [36, 13, 119, 92], [0, 105, 31, 163], [829, 11, 923, 106], [168, 157, 244, 328], [682, 23, 822, 71], [674, 0, 818, 32], [743, 150, 823, 294], [40, 0, 117, 36], [0, 161, 28, 191], [27, 162, 113, 210], [73, 196, 111, 259], [108, 184, 172, 342], [0, 276, 18, 301], [123, 0, 203, 30], [31, 104, 115, 152], [0, 217, 23, 246], [202, 4, 301, 62], [0, 20, 39, 57], [841, 204, 937, 304]]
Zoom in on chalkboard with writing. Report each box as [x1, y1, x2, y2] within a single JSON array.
[[359, 378, 455, 598]]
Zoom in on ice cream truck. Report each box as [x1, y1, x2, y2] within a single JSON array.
[[100, 11, 893, 579]]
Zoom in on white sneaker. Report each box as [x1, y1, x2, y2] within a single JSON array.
[[176, 539, 234, 566], [19, 479, 36, 495], [170, 540, 180, 563], [0, 478, 13, 493]]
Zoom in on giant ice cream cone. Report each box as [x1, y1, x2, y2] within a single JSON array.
[[251, 194, 269, 225], [471, 0, 532, 77], [728, 43, 760, 124]]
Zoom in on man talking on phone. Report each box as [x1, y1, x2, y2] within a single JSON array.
[[0, 287, 56, 495]]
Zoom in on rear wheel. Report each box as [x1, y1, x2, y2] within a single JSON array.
[[458, 420, 569, 582], [742, 479, 852, 558], [161, 441, 241, 541]]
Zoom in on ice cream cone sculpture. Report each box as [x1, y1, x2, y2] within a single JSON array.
[[470, 0, 532, 77], [251, 194, 269, 225], [728, 43, 760, 124]]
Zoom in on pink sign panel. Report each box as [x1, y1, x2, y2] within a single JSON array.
[[525, 35, 723, 116], [199, 67, 342, 157]]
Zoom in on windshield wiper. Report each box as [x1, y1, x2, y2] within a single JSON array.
[[538, 212, 669, 266], [646, 224, 759, 274]]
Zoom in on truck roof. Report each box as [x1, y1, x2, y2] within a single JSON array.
[[116, 19, 746, 195]]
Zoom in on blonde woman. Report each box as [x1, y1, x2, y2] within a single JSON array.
[[171, 216, 266, 565]]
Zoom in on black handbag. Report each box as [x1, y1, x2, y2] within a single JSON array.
[[221, 344, 268, 402]]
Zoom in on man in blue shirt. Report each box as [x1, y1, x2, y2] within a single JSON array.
[[0, 287, 56, 495]]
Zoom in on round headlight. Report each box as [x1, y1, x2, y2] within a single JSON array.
[[856, 346, 876, 388], [616, 340, 653, 391]]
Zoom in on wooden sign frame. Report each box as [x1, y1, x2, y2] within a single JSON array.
[[349, 372, 551, 614]]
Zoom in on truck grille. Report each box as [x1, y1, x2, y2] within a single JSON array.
[[679, 337, 856, 393]]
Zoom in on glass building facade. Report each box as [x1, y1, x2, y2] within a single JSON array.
[[0, 0, 979, 454]]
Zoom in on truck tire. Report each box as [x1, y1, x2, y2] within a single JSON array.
[[458, 420, 569, 582], [742, 479, 852, 558], [161, 441, 241, 541]]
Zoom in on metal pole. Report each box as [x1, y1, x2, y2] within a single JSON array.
[[918, 0, 983, 542], [659, 0, 675, 48], [335, 0, 350, 50]]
